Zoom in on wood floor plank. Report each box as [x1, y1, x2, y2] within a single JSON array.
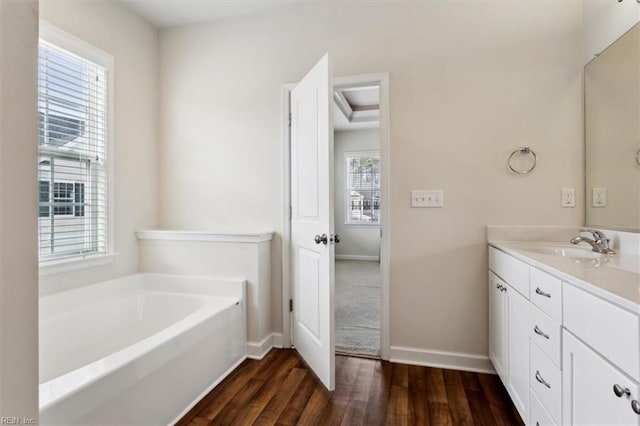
[[443, 369, 474, 425], [317, 356, 361, 424], [425, 367, 448, 403], [227, 351, 301, 425], [295, 384, 331, 425], [178, 349, 523, 426], [274, 369, 317, 425], [253, 367, 307, 424], [428, 401, 454, 426], [407, 365, 430, 425], [187, 350, 282, 422], [465, 388, 499, 426], [363, 358, 392, 425], [478, 373, 525, 426], [340, 358, 376, 426]]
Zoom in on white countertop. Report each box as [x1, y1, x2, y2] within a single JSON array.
[[490, 241, 640, 313]]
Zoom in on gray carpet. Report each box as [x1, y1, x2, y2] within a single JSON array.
[[335, 260, 381, 357]]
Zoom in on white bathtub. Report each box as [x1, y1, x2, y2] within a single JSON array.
[[39, 273, 246, 425]]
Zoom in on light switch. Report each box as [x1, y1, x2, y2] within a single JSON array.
[[562, 188, 575, 208], [411, 190, 443, 208], [592, 187, 607, 207]]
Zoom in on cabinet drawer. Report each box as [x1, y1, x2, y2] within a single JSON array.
[[489, 247, 529, 297], [529, 267, 562, 322], [531, 342, 562, 425], [530, 304, 561, 367], [563, 284, 640, 380], [530, 389, 556, 426]]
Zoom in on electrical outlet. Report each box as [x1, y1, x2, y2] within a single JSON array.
[[592, 187, 607, 207], [411, 190, 443, 208], [562, 188, 575, 208]]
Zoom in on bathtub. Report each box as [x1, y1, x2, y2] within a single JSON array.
[[39, 273, 246, 425]]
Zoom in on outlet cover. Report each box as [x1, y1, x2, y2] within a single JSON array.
[[562, 188, 575, 208], [592, 187, 607, 207]]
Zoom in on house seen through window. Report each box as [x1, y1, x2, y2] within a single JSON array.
[[345, 152, 380, 225], [38, 37, 109, 261]]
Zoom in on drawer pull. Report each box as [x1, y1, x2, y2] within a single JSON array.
[[535, 287, 551, 298], [632, 400, 640, 415], [614, 384, 631, 397], [534, 325, 550, 339], [535, 370, 551, 389]]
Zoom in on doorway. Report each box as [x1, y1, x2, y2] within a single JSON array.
[[333, 84, 381, 358], [281, 72, 390, 362]]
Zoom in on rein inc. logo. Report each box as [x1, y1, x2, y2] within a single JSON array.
[[0, 418, 35, 425]]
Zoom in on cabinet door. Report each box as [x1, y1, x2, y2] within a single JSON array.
[[506, 284, 530, 421], [563, 330, 640, 426], [489, 272, 506, 381]]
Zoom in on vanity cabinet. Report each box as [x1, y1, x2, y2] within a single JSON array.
[[489, 243, 640, 426]]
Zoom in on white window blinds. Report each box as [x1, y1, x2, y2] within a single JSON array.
[[38, 40, 108, 261]]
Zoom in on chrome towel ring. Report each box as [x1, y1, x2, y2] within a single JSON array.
[[508, 147, 537, 175]]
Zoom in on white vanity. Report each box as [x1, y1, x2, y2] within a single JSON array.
[[488, 236, 640, 426]]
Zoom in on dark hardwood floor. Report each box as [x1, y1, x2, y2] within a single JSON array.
[[177, 349, 523, 425]]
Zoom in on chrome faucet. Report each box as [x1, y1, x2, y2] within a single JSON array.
[[570, 228, 615, 254]]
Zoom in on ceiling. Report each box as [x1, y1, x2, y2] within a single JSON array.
[[333, 85, 380, 131], [119, 1, 296, 28]]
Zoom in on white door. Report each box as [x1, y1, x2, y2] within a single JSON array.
[[290, 53, 335, 391]]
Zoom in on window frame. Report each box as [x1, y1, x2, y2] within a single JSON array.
[[38, 21, 116, 274], [344, 150, 381, 226]]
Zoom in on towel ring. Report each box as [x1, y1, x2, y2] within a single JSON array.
[[508, 147, 537, 175], [636, 148, 640, 167]]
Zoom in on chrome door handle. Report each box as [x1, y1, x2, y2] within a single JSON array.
[[614, 384, 631, 397], [632, 400, 640, 415], [314, 234, 328, 245], [534, 325, 549, 339], [330, 234, 340, 244], [535, 287, 551, 298], [535, 370, 551, 389]]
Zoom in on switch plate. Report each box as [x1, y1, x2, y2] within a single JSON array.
[[411, 190, 443, 208], [592, 187, 607, 207], [561, 188, 575, 208]]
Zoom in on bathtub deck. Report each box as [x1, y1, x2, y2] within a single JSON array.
[[177, 348, 523, 425]]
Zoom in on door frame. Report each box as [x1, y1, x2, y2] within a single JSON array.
[[281, 72, 391, 360]]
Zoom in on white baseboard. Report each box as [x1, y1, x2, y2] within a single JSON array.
[[246, 332, 284, 360], [389, 346, 495, 374], [335, 254, 379, 262]]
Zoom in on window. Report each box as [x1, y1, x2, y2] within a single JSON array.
[[345, 151, 380, 225], [38, 28, 111, 263]]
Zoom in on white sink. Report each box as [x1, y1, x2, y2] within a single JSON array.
[[515, 243, 605, 259]]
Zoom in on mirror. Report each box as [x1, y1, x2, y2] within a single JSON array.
[[585, 22, 640, 232]]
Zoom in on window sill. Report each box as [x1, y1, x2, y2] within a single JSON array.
[[39, 253, 118, 276]]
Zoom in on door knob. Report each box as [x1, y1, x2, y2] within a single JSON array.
[[613, 384, 631, 397], [331, 234, 340, 244], [314, 234, 328, 245]]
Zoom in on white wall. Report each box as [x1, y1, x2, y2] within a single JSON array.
[[39, 1, 159, 294], [159, 2, 583, 358], [583, 0, 640, 65], [0, 0, 39, 419], [334, 129, 380, 259]]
